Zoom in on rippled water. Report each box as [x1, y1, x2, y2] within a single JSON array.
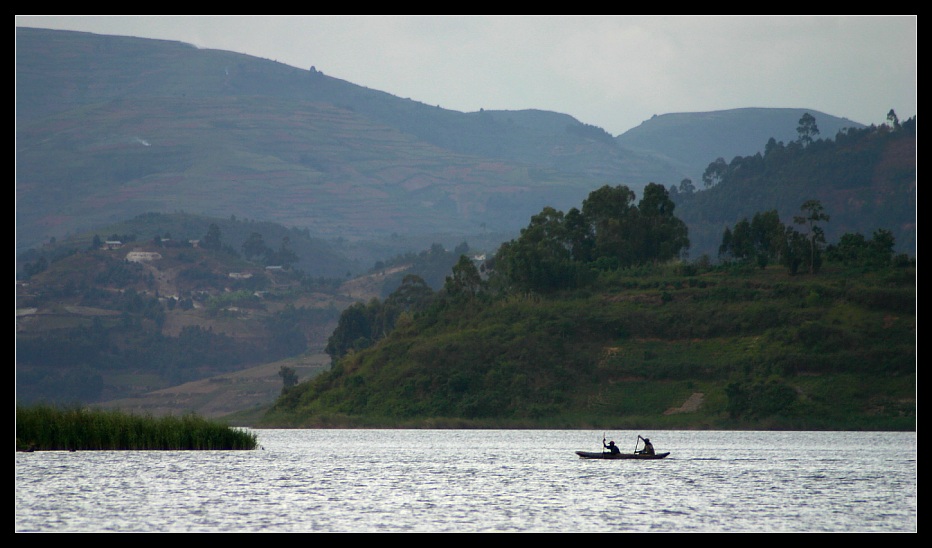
[[15, 430, 916, 532]]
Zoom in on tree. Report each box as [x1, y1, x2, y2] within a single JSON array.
[[563, 207, 594, 263], [828, 229, 897, 269], [582, 185, 638, 265], [868, 228, 896, 266], [702, 157, 728, 188], [493, 207, 578, 293], [793, 200, 830, 274], [780, 226, 808, 275], [325, 302, 374, 361], [386, 274, 435, 313], [201, 223, 222, 250], [886, 109, 900, 130], [796, 112, 820, 147], [678, 178, 696, 195], [636, 183, 690, 263], [443, 255, 484, 301], [749, 210, 786, 268], [241, 232, 269, 261], [764, 137, 783, 157], [720, 218, 753, 261], [720, 210, 786, 267], [278, 366, 298, 394]]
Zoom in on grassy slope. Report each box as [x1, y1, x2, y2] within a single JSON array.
[[262, 261, 916, 431]]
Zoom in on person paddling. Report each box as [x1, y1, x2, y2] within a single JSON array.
[[636, 435, 655, 456], [603, 438, 621, 454]]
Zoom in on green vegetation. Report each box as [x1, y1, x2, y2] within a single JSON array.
[[265, 259, 914, 430], [14, 32, 916, 431], [674, 113, 916, 261], [16, 404, 258, 451], [262, 177, 915, 431]]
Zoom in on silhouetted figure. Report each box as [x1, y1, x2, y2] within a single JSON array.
[[637, 435, 655, 455], [603, 439, 620, 454]]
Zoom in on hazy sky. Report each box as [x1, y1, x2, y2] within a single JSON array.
[[15, 15, 916, 136]]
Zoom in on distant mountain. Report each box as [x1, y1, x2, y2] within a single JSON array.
[[16, 27, 904, 266], [15, 27, 679, 255]]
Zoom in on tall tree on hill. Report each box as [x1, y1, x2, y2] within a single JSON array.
[[637, 183, 690, 263], [749, 210, 786, 268], [443, 255, 485, 302], [886, 109, 900, 130], [279, 365, 298, 394], [796, 112, 820, 147], [494, 207, 577, 293], [702, 157, 728, 188], [582, 184, 639, 265], [793, 199, 830, 274]]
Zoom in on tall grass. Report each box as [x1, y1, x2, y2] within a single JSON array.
[[16, 404, 258, 451]]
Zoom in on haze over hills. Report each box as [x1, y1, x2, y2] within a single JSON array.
[[16, 26, 870, 263]]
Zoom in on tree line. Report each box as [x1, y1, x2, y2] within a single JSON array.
[[719, 200, 908, 274], [323, 177, 910, 373], [488, 183, 689, 293]]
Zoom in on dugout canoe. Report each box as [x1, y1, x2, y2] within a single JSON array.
[[575, 451, 670, 460]]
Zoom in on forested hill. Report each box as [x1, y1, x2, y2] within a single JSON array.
[[616, 107, 866, 186], [671, 114, 916, 260], [262, 173, 916, 431]]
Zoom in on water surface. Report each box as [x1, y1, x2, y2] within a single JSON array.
[[15, 429, 916, 532]]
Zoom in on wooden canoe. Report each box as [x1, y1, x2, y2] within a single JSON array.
[[575, 450, 670, 460]]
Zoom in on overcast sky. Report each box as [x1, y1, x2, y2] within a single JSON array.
[[15, 15, 917, 136]]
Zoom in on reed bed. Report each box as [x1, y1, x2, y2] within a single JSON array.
[[16, 404, 258, 451]]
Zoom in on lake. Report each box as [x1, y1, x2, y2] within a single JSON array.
[[15, 429, 916, 532]]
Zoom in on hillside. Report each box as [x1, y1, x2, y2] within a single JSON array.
[[260, 149, 915, 431], [16, 27, 915, 424], [15, 26, 682, 254], [616, 107, 865, 185], [263, 260, 916, 431], [93, 353, 332, 422], [15, 213, 481, 408], [673, 117, 916, 260], [15, 234, 348, 405], [16, 27, 873, 263]]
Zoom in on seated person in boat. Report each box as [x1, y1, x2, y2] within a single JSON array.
[[637, 436, 655, 455], [603, 439, 621, 454]]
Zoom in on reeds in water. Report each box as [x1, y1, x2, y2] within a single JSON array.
[[16, 404, 258, 451]]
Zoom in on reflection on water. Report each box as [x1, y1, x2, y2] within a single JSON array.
[[15, 430, 916, 532]]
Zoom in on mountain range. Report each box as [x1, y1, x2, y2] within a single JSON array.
[[16, 26, 876, 265]]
